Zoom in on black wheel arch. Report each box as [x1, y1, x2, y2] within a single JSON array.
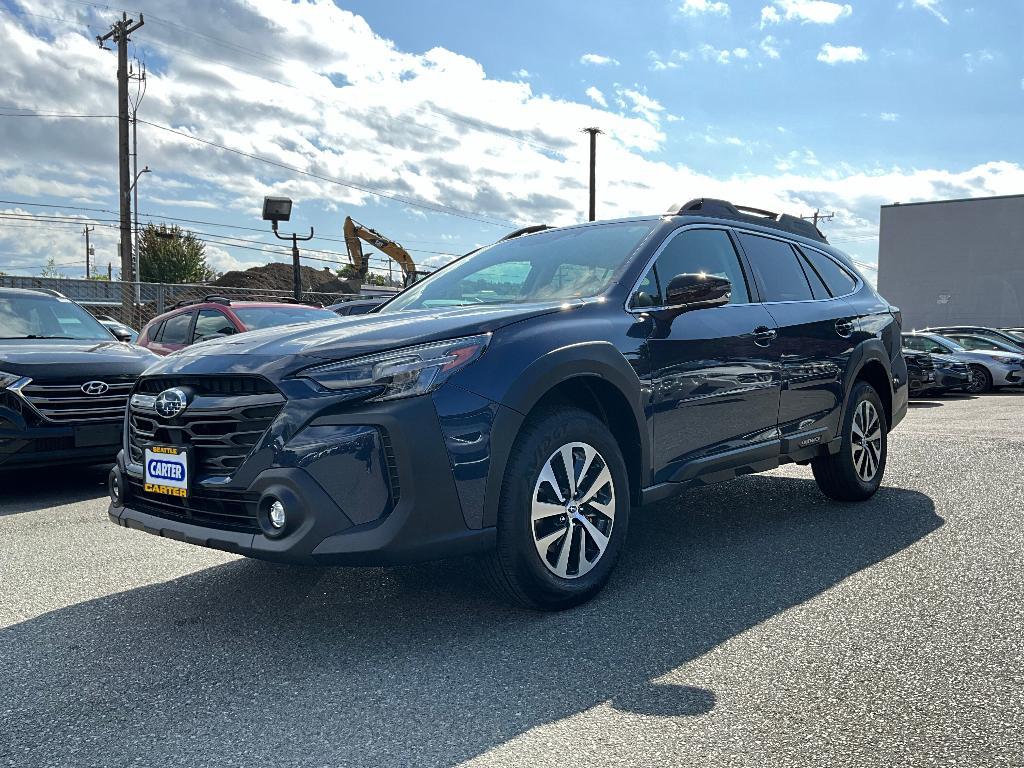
[[842, 339, 895, 431], [479, 342, 650, 528]]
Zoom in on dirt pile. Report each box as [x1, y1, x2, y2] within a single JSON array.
[[212, 262, 359, 294]]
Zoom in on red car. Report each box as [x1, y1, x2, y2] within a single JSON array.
[[137, 296, 338, 355]]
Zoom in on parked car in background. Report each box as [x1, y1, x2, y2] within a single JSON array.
[[108, 197, 908, 609], [97, 318, 138, 343], [943, 333, 1024, 356], [327, 298, 386, 316], [902, 331, 1024, 393], [1001, 328, 1024, 344], [902, 349, 937, 396], [0, 288, 157, 470], [927, 325, 1024, 354], [137, 296, 338, 355]]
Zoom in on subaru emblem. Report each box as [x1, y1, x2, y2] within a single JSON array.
[[81, 380, 110, 396], [154, 388, 189, 419]]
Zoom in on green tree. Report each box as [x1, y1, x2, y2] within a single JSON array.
[[40, 257, 67, 278], [138, 223, 216, 284]]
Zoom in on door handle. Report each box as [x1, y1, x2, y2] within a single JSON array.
[[752, 326, 777, 347], [835, 319, 855, 338]]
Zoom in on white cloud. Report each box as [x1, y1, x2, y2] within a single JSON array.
[[648, 50, 690, 71], [585, 86, 608, 107], [761, 0, 852, 27], [912, 0, 949, 24], [679, 0, 730, 16], [580, 53, 619, 66], [963, 49, 995, 74], [514, 68, 532, 79], [817, 43, 868, 64], [618, 89, 665, 123], [880, 112, 899, 122], [760, 36, 781, 59], [732, 47, 750, 59]]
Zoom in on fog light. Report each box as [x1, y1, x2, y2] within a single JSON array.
[[269, 499, 286, 529], [108, 467, 123, 504]]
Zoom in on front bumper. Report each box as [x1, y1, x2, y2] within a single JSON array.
[[108, 384, 500, 565], [0, 420, 122, 469], [992, 364, 1024, 386]]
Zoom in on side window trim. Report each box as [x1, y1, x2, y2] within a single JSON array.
[[626, 224, 757, 311], [797, 244, 863, 298]]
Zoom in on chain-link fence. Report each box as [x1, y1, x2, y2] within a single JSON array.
[[0, 276, 391, 329]]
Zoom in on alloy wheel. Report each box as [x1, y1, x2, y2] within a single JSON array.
[[850, 400, 883, 482], [531, 441, 616, 579]]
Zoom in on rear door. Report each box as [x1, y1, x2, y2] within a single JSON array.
[[736, 232, 856, 446], [636, 226, 782, 484]]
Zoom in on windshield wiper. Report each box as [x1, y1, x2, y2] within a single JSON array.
[[6, 335, 79, 340]]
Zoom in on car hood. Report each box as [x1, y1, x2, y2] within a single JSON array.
[[142, 301, 578, 378], [0, 339, 159, 380], [954, 349, 1024, 364]]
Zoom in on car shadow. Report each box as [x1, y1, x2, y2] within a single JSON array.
[[0, 463, 111, 516], [908, 400, 944, 408], [0, 475, 941, 766]]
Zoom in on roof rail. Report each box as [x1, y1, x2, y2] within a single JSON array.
[[499, 224, 552, 241], [669, 198, 828, 243], [169, 294, 232, 310]]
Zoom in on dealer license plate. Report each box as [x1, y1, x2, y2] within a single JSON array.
[[144, 447, 189, 498]]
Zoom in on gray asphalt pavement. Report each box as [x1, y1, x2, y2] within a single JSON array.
[[2, 392, 1022, 767]]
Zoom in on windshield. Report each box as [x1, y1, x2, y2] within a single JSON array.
[[0, 294, 113, 340], [383, 221, 656, 312], [927, 335, 964, 352], [233, 306, 337, 330]]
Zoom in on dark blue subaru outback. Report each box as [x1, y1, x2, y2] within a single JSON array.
[[109, 199, 907, 609]]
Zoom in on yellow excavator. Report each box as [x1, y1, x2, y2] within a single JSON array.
[[343, 216, 425, 286]]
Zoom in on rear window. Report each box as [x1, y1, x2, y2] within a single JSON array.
[[737, 233, 813, 302], [800, 248, 858, 297], [232, 306, 337, 330]]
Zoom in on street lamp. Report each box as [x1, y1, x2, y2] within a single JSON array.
[[262, 196, 314, 301]]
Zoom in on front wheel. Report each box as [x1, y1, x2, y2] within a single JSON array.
[[811, 381, 887, 502], [966, 365, 992, 394], [484, 406, 630, 610]]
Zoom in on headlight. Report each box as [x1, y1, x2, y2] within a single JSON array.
[[0, 371, 21, 391], [301, 333, 491, 401]]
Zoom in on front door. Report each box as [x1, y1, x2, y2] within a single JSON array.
[[633, 227, 783, 484]]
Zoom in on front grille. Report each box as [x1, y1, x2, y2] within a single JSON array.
[[20, 377, 134, 423], [126, 477, 259, 533], [135, 375, 277, 397], [128, 376, 284, 478]]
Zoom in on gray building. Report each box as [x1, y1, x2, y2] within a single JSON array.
[[876, 194, 1024, 329]]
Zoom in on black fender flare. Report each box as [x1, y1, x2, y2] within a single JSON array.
[[841, 339, 894, 422], [479, 341, 650, 528]]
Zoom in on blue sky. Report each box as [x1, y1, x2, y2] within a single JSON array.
[[0, 0, 1022, 282]]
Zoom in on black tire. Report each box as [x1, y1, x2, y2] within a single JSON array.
[[811, 381, 888, 502], [483, 406, 630, 611], [966, 365, 992, 394]]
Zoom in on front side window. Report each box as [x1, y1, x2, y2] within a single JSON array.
[[737, 233, 814, 302], [0, 295, 112, 341], [159, 312, 194, 344], [193, 309, 237, 342], [384, 221, 656, 312], [631, 228, 750, 307]]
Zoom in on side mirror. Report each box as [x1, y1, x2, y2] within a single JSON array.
[[664, 273, 732, 311], [111, 326, 133, 342]]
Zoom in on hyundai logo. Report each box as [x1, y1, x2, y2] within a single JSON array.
[[81, 381, 110, 396], [154, 388, 189, 419]]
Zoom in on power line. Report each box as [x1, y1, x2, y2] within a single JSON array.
[[136, 119, 516, 228]]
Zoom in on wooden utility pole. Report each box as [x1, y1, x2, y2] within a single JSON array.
[[97, 12, 144, 320], [802, 209, 835, 228], [583, 127, 602, 221], [83, 225, 94, 278]]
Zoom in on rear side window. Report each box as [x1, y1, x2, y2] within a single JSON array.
[[737, 233, 813, 302], [800, 248, 858, 297], [159, 312, 193, 344], [633, 228, 750, 307]]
